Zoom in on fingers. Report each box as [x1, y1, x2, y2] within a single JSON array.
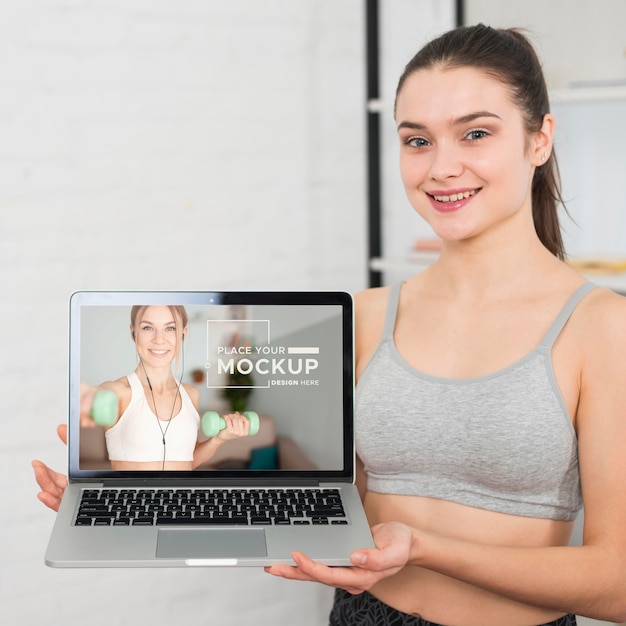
[[33, 426, 70, 514], [264, 524, 415, 594], [265, 552, 378, 595], [218, 412, 250, 440], [32, 460, 53, 491], [32, 460, 68, 492], [32, 460, 68, 513], [36, 491, 62, 513], [294, 551, 378, 591], [57, 424, 68, 445], [80, 415, 98, 427]]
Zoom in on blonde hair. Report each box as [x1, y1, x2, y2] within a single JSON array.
[[130, 305, 188, 375]]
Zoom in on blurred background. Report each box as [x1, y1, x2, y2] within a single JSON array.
[[1, 2, 371, 623], [1, 1, 624, 624]]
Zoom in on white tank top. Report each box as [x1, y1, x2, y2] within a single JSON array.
[[104, 372, 200, 462]]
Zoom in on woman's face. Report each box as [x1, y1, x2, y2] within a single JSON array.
[[132, 306, 182, 368], [395, 65, 550, 246]]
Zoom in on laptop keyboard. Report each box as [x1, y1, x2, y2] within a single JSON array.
[[75, 487, 348, 527]]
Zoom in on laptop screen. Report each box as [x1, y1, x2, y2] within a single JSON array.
[[68, 291, 354, 484]]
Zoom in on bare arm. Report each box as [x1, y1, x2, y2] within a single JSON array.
[[192, 412, 251, 469], [267, 290, 626, 622], [355, 455, 367, 502], [403, 292, 626, 621], [353, 288, 387, 502], [80, 379, 128, 428]]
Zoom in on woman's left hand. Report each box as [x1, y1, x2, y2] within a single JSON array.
[[265, 521, 414, 594]]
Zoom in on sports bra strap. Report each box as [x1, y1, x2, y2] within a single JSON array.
[[383, 283, 403, 339], [384, 281, 597, 347], [540, 282, 597, 347]]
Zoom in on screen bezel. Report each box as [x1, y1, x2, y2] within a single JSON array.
[[67, 290, 354, 485]]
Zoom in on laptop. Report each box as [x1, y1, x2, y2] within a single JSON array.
[[45, 290, 374, 567]]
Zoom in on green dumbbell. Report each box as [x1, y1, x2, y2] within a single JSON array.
[[202, 411, 260, 438], [90, 389, 119, 427]]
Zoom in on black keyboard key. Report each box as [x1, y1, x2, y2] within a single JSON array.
[[77, 488, 349, 528], [157, 517, 189, 525], [199, 517, 246, 525], [307, 507, 345, 518], [79, 504, 109, 513]]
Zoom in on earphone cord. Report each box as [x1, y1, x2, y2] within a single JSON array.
[[140, 342, 185, 471]]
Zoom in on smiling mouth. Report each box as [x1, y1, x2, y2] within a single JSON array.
[[430, 189, 478, 203]]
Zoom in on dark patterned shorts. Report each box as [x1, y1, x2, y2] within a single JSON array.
[[328, 588, 577, 626]]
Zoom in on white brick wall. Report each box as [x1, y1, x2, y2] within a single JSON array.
[[0, 2, 366, 624]]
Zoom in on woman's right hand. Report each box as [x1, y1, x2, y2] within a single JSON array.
[[32, 424, 68, 513]]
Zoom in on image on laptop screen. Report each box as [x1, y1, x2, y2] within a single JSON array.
[[70, 292, 353, 480]]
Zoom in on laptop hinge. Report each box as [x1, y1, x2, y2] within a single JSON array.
[[102, 478, 322, 488]]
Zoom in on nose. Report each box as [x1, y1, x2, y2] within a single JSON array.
[[153, 329, 166, 343], [428, 141, 463, 181]]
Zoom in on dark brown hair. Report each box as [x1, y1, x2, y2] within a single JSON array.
[[395, 24, 567, 259]]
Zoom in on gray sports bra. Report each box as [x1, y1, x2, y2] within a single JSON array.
[[356, 282, 596, 521]]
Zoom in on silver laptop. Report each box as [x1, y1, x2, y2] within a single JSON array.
[[45, 290, 373, 567]]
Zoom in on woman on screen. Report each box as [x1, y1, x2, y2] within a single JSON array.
[[86, 304, 250, 471]]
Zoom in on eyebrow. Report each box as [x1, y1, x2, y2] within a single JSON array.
[[397, 110, 502, 132], [140, 319, 176, 326]]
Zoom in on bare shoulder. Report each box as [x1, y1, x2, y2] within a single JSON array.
[[354, 286, 392, 376], [100, 376, 132, 401], [354, 286, 390, 316], [575, 287, 626, 382], [101, 376, 129, 391], [354, 286, 392, 334], [183, 383, 201, 408], [578, 287, 626, 345]]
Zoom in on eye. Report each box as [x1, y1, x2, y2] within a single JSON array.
[[403, 135, 430, 149], [465, 129, 489, 141], [140, 325, 154, 332], [165, 326, 176, 332]]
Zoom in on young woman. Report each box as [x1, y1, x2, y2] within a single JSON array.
[[34, 24, 626, 626], [265, 25, 626, 626], [85, 304, 251, 471]]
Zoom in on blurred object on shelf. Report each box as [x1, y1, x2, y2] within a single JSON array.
[[413, 237, 442, 251], [409, 238, 441, 263], [567, 257, 626, 274]]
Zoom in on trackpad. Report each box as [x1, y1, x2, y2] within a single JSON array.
[[157, 528, 267, 558]]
